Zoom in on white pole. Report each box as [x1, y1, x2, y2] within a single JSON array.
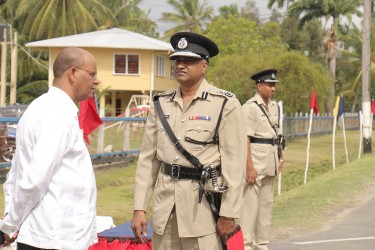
[[1, 29, 7, 106], [358, 111, 363, 159], [332, 116, 337, 170], [97, 95, 105, 154], [277, 101, 283, 195], [304, 109, 314, 184], [10, 32, 17, 104], [342, 115, 349, 164]]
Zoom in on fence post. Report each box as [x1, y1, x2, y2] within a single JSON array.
[[123, 109, 130, 151]]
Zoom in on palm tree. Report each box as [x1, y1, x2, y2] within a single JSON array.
[[267, 0, 294, 9], [288, 0, 362, 112], [160, 0, 214, 39], [101, 0, 158, 37], [15, 0, 114, 41], [17, 80, 48, 104], [0, 0, 19, 26], [218, 3, 239, 18], [339, 18, 375, 113]]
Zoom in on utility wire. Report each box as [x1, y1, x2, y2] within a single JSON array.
[[16, 43, 49, 71]]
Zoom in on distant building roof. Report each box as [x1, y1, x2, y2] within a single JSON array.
[[26, 28, 173, 51]]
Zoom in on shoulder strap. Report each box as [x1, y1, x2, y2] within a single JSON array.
[[255, 101, 278, 136], [153, 96, 203, 169]]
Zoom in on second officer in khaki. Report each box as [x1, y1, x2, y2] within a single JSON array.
[[131, 32, 247, 250], [239, 69, 284, 250]]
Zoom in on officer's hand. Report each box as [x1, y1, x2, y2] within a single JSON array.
[[216, 216, 236, 242], [246, 166, 257, 185], [131, 210, 147, 244], [1, 231, 18, 247]]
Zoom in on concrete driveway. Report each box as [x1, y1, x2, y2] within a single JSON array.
[[270, 195, 375, 250]]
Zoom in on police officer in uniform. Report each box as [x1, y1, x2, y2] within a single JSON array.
[[131, 32, 247, 250], [239, 69, 284, 250]]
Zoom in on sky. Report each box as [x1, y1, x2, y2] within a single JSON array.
[[138, 0, 281, 36]]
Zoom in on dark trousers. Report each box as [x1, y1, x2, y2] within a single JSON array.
[[17, 242, 56, 250]]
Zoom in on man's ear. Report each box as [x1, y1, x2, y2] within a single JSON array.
[[256, 83, 262, 91], [201, 60, 208, 73], [67, 67, 77, 84]]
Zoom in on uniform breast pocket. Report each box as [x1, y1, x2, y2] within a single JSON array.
[[259, 115, 269, 124], [184, 122, 214, 151], [156, 123, 171, 149]]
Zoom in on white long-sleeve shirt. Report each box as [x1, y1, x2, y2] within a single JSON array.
[[0, 87, 97, 250]]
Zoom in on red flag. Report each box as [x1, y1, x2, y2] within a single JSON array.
[[372, 99, 375, 114], [78, 95, 103, 144], [309, 89, 319, 115]]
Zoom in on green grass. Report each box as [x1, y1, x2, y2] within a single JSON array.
[[95, 165, 138, 224], [272, 129, 375, 238], [86, 122, 145, 153], [0, 129, 374, 232], [280, 129, 363, 192], [272, 153, 375, 239]]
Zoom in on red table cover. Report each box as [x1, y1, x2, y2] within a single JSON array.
[[88, 238, 152, 250]]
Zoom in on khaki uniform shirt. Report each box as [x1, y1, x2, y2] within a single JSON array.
[[242, 93, 280, 176], [134, 79, 247, 237]]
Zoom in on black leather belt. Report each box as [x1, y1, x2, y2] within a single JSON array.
[[161, 163, 202, 180], [250, 137, 278, 146]]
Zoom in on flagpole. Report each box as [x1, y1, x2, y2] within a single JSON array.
[[332, 114, 337, 170], [358, 110, 363, 159], [332, 96, 342, 170], [304, 108, 313, 184], [341, 115, 349, 164]]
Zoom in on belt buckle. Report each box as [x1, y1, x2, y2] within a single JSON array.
[[171, 164, 180, 179]]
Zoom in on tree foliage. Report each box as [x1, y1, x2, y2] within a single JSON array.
[[17, 80, 48, 104], [205, 16, 330, 113], [15, 0, 114, 41], [0, 0, 368, 111], [205, 16, 264, 56], [160, 0, 213, 39], [100, 0, 158, 37]]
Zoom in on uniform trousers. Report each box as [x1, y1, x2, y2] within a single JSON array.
[[152, 206, 222, 250], [240, 175, 275, 250]]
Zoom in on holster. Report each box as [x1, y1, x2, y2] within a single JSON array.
[[212, 192, 222, 222], [278, 135, 286, 150], [210, 192, 227, 250]]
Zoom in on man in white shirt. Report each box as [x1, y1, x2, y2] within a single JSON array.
[[0, 47, 99, 250]]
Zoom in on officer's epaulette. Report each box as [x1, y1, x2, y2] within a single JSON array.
[[207, 88, 235, 98], [153, 90, 176, 101]]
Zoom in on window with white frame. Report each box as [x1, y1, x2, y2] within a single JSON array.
[[170, 60, 175, 78], [114, 54, 140, 75], [156, 56, 165, 77]]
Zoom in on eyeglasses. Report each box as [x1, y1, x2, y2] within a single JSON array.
[[75, 67, 98, 79]]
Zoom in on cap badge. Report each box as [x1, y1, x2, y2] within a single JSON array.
[[177, 38, 188, 49], [271, 73, 276, 79]]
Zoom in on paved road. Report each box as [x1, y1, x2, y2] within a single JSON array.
[[270, 195, 375, 250]]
